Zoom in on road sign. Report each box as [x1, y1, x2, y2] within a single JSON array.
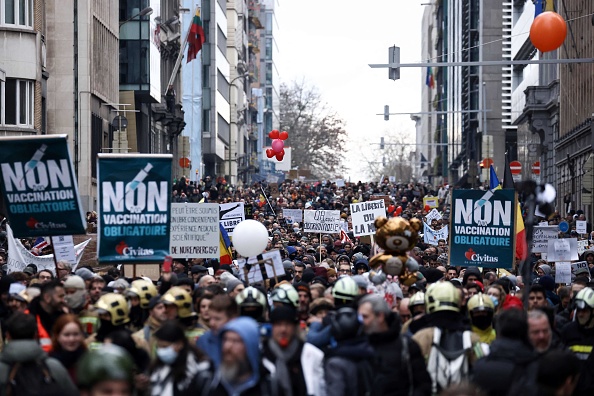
[[559, 221, 569, 233], [531, 161, 540, 175], [480, 158, 493, 168], [510, 161, 522, 175]]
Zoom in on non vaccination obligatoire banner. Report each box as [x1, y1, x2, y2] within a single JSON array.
[[0, 135, 86, 237], [97, 154, 172, 263], [350, 199, 386, 237], [449, 189, 516, 268], [170, 203, 220, 259], [303, 210, 341, 234]]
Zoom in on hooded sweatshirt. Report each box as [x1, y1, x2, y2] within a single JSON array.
[[212, 317, 263, 395]]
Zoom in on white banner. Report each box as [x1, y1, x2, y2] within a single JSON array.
[[350, 200, 386, 237], [283, 209, 303, 224], [219, 202, 245, 236], [170, 203, 220, 259], [423, 223, 449, 246], [426, 209, 442, 223], [532, 226, 559, 253], [547, 238, 578, 262], [7, 225, 90, 275], [303, 210, 341, 234]]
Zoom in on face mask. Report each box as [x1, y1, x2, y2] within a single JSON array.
[[489, 295, 499, 308], [156, 345, 178, 365], [472, 314, 493, 330], [65, 290, 86, 310]]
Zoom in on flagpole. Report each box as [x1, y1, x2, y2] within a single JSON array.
[[166, 7, 197, 90]]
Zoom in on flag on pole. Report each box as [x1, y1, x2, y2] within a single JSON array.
[[503, 156, 528, 261], [425, 67, 435, 89], [219, 224, 233, 265], [31, 237, 49, 256], [489, 165, 501, 190], [340, 229, 351, 244], [187, 8, 206, 63]]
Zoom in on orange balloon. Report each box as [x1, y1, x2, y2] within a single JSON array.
[[530, 11, 567, 52]]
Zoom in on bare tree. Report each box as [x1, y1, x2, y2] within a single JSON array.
[[280, 81, 347, 179], [364, 131, 414, 182]]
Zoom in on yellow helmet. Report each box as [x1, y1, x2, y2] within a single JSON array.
[[95, 293, 130, 326], [468, 293, 494, 312], [409, 291, 425, 308], [425, 281, 460, 314], [127, 279, 158, 309], [162, 286, 195, 318]]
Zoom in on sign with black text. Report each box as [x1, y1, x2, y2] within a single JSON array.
[[350, 199, 385, 236], [219, 202, 245, 236], [170, 203, 219, 258], [532, 226, 558, 253], [303, 210, 341, 234]]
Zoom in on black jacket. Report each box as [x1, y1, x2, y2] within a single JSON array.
[[367, 313, 431, 396], [560, 321, 594, 395]]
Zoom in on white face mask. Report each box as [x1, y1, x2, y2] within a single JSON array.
[[156, 345, 178, 365]]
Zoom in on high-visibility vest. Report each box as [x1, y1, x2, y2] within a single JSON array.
[[36, 315, 52, 353]]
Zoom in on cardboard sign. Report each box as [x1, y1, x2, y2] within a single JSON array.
[[51, 235, 77, 270], [350, 199, 386, 237], [303, 210, 341, 234], [237, 250, 285, 284], [0, 135, 86, 237], [423, 196, 439, 209], [555, 262, 572, 284], [334, 179, 345, 187], [532, 226, 558, 253], [122, 264, 161, 281], [426, 209, 442, 222], [424, 223, 449, 246], [219, 202, 245, 236], [283, 209, 303, 224], [169, 203, 219, 259], [547, 238, 578, 262], [97, 154, 172, 263], [269, 183, 279, 198], [449, 189, 516, 268], [576, 220, 587, 234], [571, 261, 588, 272]]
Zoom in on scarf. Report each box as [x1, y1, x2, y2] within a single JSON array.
[[150, 351, 208, 396], [266, 337, 300, 396]]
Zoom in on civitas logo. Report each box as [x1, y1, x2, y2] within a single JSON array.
[[25, 217, 67, 229], [465, 248, 498, 263], [115, 241, 154, 257]]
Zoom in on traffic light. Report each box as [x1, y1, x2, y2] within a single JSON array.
[[384, 105, 389, 121], [388, 46, 400, 81], [380, 137, 385, 150]]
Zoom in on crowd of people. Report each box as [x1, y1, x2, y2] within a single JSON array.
[[0, 177, 593, 395]]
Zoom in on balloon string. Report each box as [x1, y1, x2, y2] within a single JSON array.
[[418, 11, 594, 64]]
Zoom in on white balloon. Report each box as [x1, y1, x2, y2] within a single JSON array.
[[232, 220, 269, 258]]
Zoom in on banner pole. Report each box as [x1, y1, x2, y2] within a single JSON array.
[[319, 233, 322, 263], [49, 237, 60, 277]]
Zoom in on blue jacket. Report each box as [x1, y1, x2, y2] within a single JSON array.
[[197, 330, 221, 368]]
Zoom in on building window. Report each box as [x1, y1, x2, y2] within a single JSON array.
[[2, 0, 33, 27], [1, 78, 34, 127]]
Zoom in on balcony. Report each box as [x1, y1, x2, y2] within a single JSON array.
[[248, 33, 260, 54]]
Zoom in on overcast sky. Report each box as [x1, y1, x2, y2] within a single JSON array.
[[275, 0, 427, 181]]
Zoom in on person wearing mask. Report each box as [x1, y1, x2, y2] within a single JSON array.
[[28, 280, 67, 352], [86, 293, 130, 349], [50, 314, 87, 383], [162, 286, 202, 344], [358, 294, 432, 395], [126, 279, 158, 332], [132, 295, 167, 357], [468, 293, 496, 345], [63, 276, 96, 337]]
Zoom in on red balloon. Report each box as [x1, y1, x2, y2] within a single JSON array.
[[279, 148, 285, 156], [530, 11, 567, 52], [276, 152, 284, 161], [424, 205, 431, 213], [279, 131, 289, 140], [388, 204, 395, 213], [266, 148, 275, 158], [269, 130, 280, 139], [395, 206, 403, 215]]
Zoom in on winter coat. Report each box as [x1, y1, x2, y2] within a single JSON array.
[[324, 337, 374, 396], [560, 321, 594, 395]]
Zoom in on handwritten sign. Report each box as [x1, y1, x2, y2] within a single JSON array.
[[532, 226, 558, 253], [51, 235, 77, 270], [424, 223, 449, 246], [303, 210, 341, 234], [555, 262, 572, 284], [170, 203, 219, 258], [283, 209, 303, 224], [547, 238, 578, 262], [578, 239, 589, 256], [576, 220, 587, 234], [350, 200, 386, 237], [426, 209, 442, 223]]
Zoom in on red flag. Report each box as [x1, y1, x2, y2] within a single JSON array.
[[187, 8, 206, 63], [340, 229, 351, 244]]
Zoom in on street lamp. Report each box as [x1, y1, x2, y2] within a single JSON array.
[[227, 72, 250, 183], [120, 7, 153, 27]]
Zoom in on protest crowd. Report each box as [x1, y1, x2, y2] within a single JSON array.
[[1, 175, 594, 396]]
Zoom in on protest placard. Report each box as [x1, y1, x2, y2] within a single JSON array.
[[576, 220, 587, 234], [547, 238, 578, 262], [170, 203, 219, 258], [219, 202, 245, 236], [424, 223, 449, 246], [283, 209, 303, 224], [335, 179, 345, 187], [578, 239, 589, 256], [426, 209, 442, 223], [555, 262, 572, 284], [532, 226, 558, 253], [269, 183, 279, 198], [236, 250, 285, 284], [51, 235, 77, 270], [303, 210, 341, 233], [350, 199, 386, 236], [423, 196, 439, 209], [97, 154, 172, 263], [571, 261, 588, 273]]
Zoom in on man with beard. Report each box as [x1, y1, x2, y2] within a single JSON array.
[[210, 316, 273, 395], [28, 280, 67, 352], [262, 306, 325, 395], [88, 277, 105, 304], [86, 293, 130, 349]]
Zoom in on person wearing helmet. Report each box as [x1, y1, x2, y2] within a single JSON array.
[[235, 285, 268, 322], [468, 293, 496, 344], [270, 283, 299, 310], [412, 281, 483, 394], [77, 344, 135, 396], [87, 293, 131, 350], [402, 291, 427, 335], [126, 279, 158, 332], [162, 286, 202, 344], [306, 277, 359, 349], [132, 295, 167, 358], [560, 287, 594, 394]]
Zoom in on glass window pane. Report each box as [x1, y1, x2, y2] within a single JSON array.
[[29, 82, 34, 125], [19, 80, 26, 124], [5, 0, 15, 24], [5, 80, 16, 125], [19, 0, 26, 25], [29, 0, 33, 26]]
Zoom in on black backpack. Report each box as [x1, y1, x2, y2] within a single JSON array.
[[6, 358, 64, 396]]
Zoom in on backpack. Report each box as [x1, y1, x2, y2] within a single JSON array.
[[6, 358, 64, 396], [426, 328, 475, 394]]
